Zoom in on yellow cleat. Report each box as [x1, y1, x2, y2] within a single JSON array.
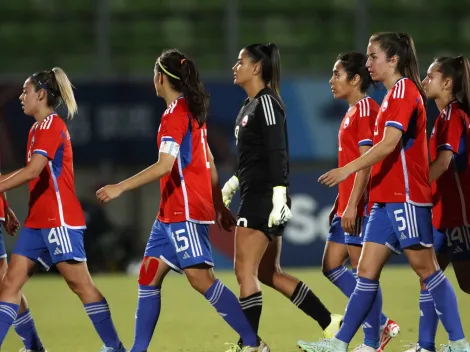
[[323, 314, 343, 339]]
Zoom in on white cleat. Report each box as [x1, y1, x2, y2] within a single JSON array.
[[19, 349, 48, 352], [402, 343, 435, 352], [352, 344, 377, 352]]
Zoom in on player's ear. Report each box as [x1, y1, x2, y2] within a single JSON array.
[[350, 73, 361, 88], [252, 62, 261, 76], [388, 54, 399, 70], [443, 77, 453, 92], [37, 88, 46, 102]]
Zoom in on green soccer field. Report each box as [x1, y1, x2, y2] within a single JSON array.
[[2, 265, 469, 352]]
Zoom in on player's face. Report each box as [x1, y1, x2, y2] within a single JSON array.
[[19, 78, 40, 116], [232, 49, 254, 86], [422, 62, 447, 100], [366, 41, 390, 82], [329, 60, 354, 100]]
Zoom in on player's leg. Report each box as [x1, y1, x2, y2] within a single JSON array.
[[394, 205, 468, 351], [176, 222, 259, 349], [322, 216, 358, 301], [234, 223, 269, 343], [411, 229, 450, 352], [130, 220, 173, 352], [47, 227, 124, 351], [347, 220, 398, 352], [257, 235, 340, 335], [0, 227, 47, 346], [0, 256, 44, 351]]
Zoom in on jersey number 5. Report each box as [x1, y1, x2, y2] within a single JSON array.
[[393, 209, 407, 232], [201, 128, 210, 168]]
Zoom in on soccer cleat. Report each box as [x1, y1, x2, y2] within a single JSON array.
[[439, 340, 470, 352], [323, 314, 343, 338], [99, 345, 126, 352], [377, 318, 400, 351], [297, 338, 336, 352], [19, 349, 48, 352], [351, 344, 377, 352], [225, 342, 270, 352], [402, 343, 435, 352]]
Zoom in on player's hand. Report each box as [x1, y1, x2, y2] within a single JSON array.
[[4, 207, 20, 236], [215, 203, 236, 232], [221, 175, 239, 207], [341, 205, 357, 235], [268, 186, 292, 228], [318, 167, 350, 187], [96, 184, 124, 204]]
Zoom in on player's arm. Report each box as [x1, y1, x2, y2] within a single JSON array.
[[0, 154, 48, 193], [117, 153, 175, 193], [347, 145, 372, 208], [259, 95, 292, 226], [320, 98, 414, 186], [207, 146, 224, 208], [259, 96, 289, 188], [429, 150, 453, 183], [429, 113, 464, 183]]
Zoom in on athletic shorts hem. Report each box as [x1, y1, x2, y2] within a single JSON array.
[[362, 239, 402, 255], [0, 254, 7, 259], [160, 255, 184, 274]]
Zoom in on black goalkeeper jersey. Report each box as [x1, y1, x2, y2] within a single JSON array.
[[234, 87, 290, 198]]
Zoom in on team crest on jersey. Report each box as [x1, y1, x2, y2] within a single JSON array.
[[343, 117, 350, 128], [241, 115, 249, 126], [382, 100, 388, 111]]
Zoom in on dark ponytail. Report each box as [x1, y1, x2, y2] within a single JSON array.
[[337, 52, 374, 93], [370, 32, 426, 106], [435, 55, 470, 116], [245, 43, 283, 105], [156, 49, 210, 128]]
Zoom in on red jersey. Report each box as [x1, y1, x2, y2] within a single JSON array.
[[430, 101, 470, 229], [337, 97, 379, 217], [25, 114, 86, 229], [157, 97, 214, 224], [369, 78, 432, 206]]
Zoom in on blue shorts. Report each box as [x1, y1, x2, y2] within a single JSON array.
[[13, 226, 87, 270], [364, 203, 433, 254], [144, 220, 214, 273], [434, 226, 470, 262], [327, 215, 367, 246], [0, 226, 6, 259]]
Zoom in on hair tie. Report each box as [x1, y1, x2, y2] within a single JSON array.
[[181, 59, 186, 65]]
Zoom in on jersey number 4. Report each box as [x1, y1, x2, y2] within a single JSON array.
[[201, 128, 210, 168]]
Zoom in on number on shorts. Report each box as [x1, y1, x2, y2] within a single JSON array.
[[393, 209, 406, 232], [446, 227, 464, 247], [237, 217, 248, 227], [171, 229, 190, 253], [48, 228, 60, 246]]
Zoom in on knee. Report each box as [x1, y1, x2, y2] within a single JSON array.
[[234, 260, 258, 286], [258, 265, 280, 288], [64, 275, 98, 299], [186, 269, 215, 295], [356, 265, 380, 281], [2, 273, 21, 294], [413, 265, 437, 281]]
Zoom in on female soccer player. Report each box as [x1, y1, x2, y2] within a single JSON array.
[[0, 193, 45, 352], [306, 52, 398, 352], [0, 68, 125, 352], [222, 43, 342, 347], [299, 32, 469, 352], [96, 49, 265, 352], [404, 56, 470, 352]]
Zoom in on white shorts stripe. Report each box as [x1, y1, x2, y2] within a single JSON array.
[[191, 223, 203, 258], [57, 227, 67, 253], [185, 223, 196, 257]]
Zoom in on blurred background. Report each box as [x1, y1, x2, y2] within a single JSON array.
[[0, 0, 469, 272], [1, 1, 470, 351]]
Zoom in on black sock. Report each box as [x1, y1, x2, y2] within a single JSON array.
[[238, 291, 262, 346], [291, 281, 332, 330]]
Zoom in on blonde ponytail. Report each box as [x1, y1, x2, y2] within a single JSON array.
[[52, 67, 78, 119]]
